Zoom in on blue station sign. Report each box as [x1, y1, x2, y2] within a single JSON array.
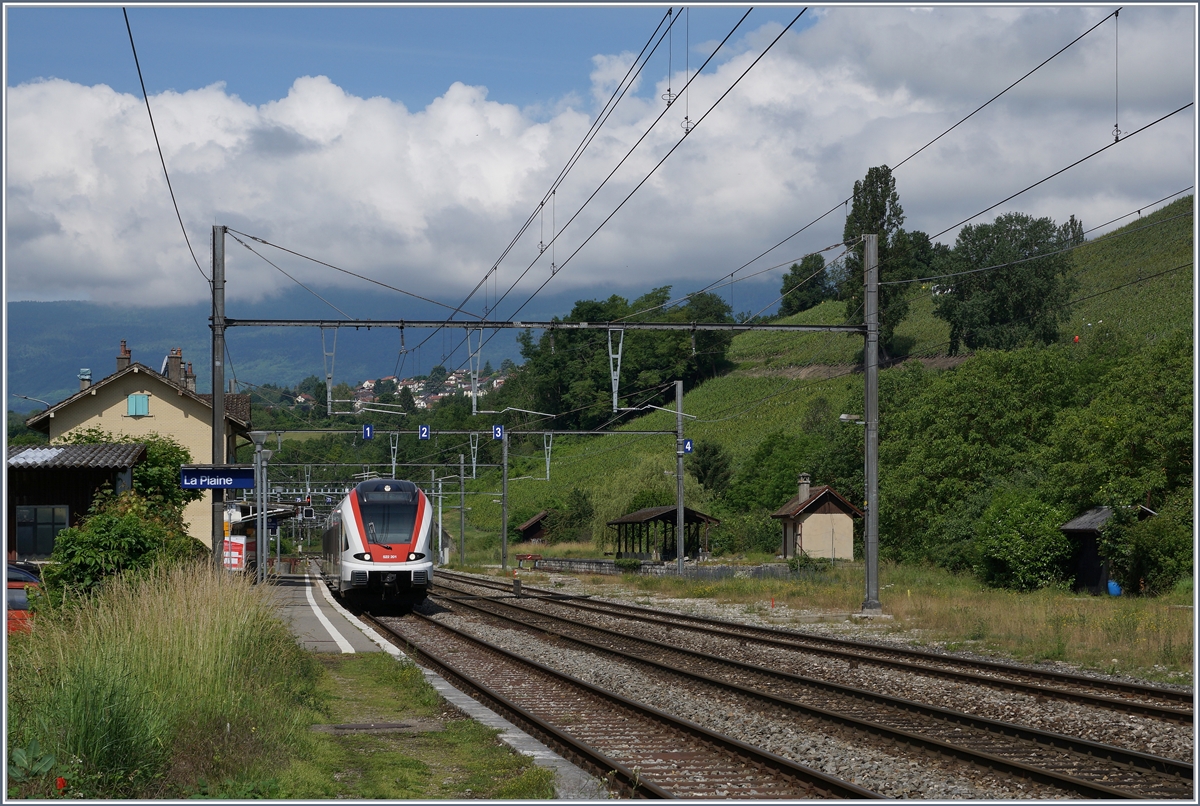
[[180, 464, 256, 489]]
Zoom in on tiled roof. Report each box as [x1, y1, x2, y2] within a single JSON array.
[[7, 443, 147, 469], [25, 362, 252, 432], [771, 485, 863, 519], [197, 394, 252, 426]]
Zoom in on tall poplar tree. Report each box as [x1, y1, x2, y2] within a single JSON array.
[[840, 165, 924, 358]]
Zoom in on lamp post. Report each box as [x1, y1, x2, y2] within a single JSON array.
[[250, 431, 268, 583]]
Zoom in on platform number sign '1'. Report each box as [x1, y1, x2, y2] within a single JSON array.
[[492, 424, 504, 440], [418, 425, 431, 441], [683, 439, 694, 454], [363, 424, 374, 440]]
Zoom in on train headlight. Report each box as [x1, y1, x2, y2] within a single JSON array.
[[353, 552, 372, 562], [407, 552, 425, 561]]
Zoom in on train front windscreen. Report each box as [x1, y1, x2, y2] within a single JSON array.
[[358, 491, 419, 546]]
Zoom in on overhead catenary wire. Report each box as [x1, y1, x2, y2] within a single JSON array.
[[672, 8, 1126, 308], [930, 103, 1193, 242], [122, 7, 209, 288], [228, 232, 354, 319], [386, 8, 756, 382], [225, 228, 484, 319], [411, 7, 747, 367], [882, 207, 1194, 287], [500, 9, 805, 327], [418, 8, 680, 333]]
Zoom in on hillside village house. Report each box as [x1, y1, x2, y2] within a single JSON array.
[[770, 473, 863, 561], [24, 341, 251, 549]]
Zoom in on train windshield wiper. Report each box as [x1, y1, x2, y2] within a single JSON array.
[[366, 522, 392, 549]]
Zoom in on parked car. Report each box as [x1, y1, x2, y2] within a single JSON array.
[[7, 564, 41, 633]]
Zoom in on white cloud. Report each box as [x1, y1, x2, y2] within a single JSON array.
[[4, 7, 1194, 311]]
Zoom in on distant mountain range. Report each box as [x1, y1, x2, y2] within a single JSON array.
[[6, 280, 782, 411]]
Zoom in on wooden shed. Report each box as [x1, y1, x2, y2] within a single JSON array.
[[607, 506, 719, 562], [1060, 505, 1156, 594], [517, 510, 550, 543], [770, 473, 862, 561], [7, 443, 147, 560]]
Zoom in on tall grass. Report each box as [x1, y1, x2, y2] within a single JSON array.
[[538, 562, 1193, 683], [6, 562, 321, 798]]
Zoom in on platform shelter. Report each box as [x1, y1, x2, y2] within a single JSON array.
[[607, 506, 719, 562]]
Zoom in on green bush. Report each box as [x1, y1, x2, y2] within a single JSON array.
[[1102, 490, 1194, 595], [614, 558, 642, 573], [974, 490, 1072, 591], [786, 553, 832, 574], [41, 491, 207, 606], [706, 510, 780, 557]]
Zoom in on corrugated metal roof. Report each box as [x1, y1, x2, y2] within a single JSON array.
[[1060, 506, 1113, 532], [1060, 505, 1157, 532], [7, 443, 147, 469]]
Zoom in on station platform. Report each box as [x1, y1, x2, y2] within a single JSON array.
[[268, 565, 383, 653], [269, 563, 604, 799]]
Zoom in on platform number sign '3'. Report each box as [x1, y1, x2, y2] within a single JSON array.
[[492, 424, 504, 440], [418, 425, 431, 440], [683, 439, 694, 454]]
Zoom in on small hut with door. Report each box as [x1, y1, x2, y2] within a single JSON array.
[[770, 473, 862, 561], [1060, 505, 1156, 595], [607, 506, 720, 562]]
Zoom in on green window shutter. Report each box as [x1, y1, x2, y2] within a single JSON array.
[[128, 394, 149, 416]]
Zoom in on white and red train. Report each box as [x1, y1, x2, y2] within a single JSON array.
[[320, 479, 433, 606]]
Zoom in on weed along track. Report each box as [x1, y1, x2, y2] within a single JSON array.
[[418, 571, 1193, 799], [365, 612, 880, 799]]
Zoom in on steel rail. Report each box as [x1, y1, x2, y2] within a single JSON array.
[[430, 587, 1189, 799], [364, 611, 883, 799], [438, 570, 1192, 720]]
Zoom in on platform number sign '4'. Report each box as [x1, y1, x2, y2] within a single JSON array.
[[418, 425, 431, 440], [683, 439, 694, 454], [492, 424, 504, 440], [363, 424, 374, 440]]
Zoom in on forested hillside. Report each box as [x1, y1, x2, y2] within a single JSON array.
[[471, 195, 1193, 594]]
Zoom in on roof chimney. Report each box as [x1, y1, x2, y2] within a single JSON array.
[[798, 472, 811, 503], [167, 348, 183, 386], [78, 368, 92, 391], [117, 340, 131, 371], [185, 361, 196, 392]]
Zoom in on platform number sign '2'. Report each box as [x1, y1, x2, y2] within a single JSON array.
[[683, 439, 694, 453], [418, 425, 431, 441], [492, 424, 504, 440]]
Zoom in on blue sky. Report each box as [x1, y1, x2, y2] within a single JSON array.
[[7, 6, 811, 111], [4, 4, 1196, 321]]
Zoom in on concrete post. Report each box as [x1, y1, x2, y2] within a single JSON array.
[[675, 380, 685, 575], [211, 225, 226, 570], [863, 234, 882, 614]]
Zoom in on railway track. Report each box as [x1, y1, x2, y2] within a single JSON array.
[[364, 611, 882, 799], [423, 584, 1192, 799], [436, 570, 1192, 722]]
